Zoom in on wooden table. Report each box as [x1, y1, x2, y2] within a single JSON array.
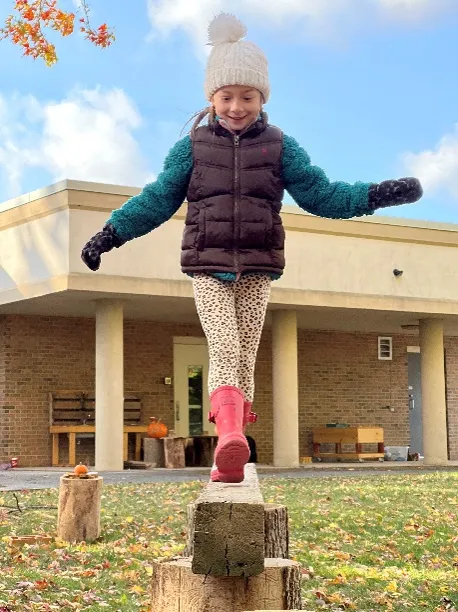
[[186, 435, 218, 467], [312, 426, 384, 461], [50, 425, 148, 466]]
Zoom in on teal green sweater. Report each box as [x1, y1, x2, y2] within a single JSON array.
[[108, 133, 373, 281]]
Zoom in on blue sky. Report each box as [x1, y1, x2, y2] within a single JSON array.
[[0, 0, 457, 223]]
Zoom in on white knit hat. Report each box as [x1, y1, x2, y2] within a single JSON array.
[[205, 13, 270, 102]]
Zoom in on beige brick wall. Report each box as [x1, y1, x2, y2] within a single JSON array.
[[0, 314, 457, 466], [297, 330, 411, 457], [0, 316, 12, 461], [445, 338, 458, 460], [0, 315, 201, 467]]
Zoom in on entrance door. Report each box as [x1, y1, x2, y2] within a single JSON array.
[[173, 340, 214, 438], [408, 352, 423, 455]]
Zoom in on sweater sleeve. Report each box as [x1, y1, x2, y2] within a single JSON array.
[[281, 134, 374, 219], [107, 135, 193, 241]]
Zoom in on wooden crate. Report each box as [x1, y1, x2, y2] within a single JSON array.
[[312, 426, 384, 460]]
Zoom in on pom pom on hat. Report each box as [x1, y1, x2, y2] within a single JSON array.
[[204, 13, 270, 102], [208, 13, 247, 45]]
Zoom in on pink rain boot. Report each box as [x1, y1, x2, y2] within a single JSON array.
[[208, 386, 250, 483], [243, 400, 258, 427], [210, 397, 257, 483]]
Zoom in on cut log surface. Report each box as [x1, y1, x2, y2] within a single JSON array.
[[185, 501, 289, 560], [151, 557, 302, 612], [57, 475, 103, 543], [191, 463, 265, 577]]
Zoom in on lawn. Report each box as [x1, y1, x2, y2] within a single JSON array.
[[1, 472, 458, 610]]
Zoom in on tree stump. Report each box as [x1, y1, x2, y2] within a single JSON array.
[[163, 437, 186, 469], [151, 557, 302, 611], [184, 502, 289, 560], [183, 502, 196, 557], [143, 438, 164, 467], [264, 503, 289, 559], [57, 474, 103, 543]]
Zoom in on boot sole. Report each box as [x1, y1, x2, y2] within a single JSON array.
[[214, 437, 250, 483]]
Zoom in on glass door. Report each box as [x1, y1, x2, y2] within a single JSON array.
[[173, 341, 214, 438]]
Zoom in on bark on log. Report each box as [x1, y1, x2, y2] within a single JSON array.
[[264, 503, 289, 559], [143, 437, 164, 467], [184, 502, 196, 557], [185, 502, 289, 559], [151, 557, 302, 611], [163, 437, 186, 469], [57, 475, 103, 543]]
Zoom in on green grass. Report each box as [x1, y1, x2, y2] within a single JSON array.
[[1, 473, 458, 610]]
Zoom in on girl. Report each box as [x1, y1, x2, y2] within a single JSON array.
[[81, 13, 422, 483]]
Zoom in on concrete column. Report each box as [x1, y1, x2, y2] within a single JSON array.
[[95, 300, 124, 471], [272, 310, 299, 467], [419, 319, 448, 465]]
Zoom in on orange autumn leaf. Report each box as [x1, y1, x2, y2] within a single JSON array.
[[0, 0, 115, 66]]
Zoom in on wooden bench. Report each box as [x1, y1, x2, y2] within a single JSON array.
[[49, 390, 147, 466], [151, 464, 303, 611], [50, 424, 148, 466]]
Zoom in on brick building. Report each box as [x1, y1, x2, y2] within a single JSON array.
[[1, 180, 457, 468]]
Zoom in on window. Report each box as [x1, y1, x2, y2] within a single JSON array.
[[378, 337, 393, 361]]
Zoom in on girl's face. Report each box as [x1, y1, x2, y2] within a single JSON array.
[[212, 85, 263, 133]]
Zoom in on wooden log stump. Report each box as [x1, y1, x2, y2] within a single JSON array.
[[191, 463, 265, 577], [184, 502, 196, 558], [185, 501, 289, 560], [264, 503, 289, 559], [151, 557, 302, 611], [57, 474, 103, 543], [163, 437, 186, 469], [143, 437, 165, 467]]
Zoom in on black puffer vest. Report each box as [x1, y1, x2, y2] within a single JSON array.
[[181, 115, 286, 277]]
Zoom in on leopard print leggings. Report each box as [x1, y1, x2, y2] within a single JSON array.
[[193, 273, 271, 402]]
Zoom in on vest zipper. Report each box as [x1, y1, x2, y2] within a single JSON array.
[[234, 134, 241, 281]]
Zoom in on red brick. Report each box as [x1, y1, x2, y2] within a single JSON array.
[[1, 315, 457, 466]]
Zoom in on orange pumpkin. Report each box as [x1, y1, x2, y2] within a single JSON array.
[[147, 417, 168, 438], [74, 463, 89, 476]]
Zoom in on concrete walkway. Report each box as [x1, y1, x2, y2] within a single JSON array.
[[1, 462, 458, 491]]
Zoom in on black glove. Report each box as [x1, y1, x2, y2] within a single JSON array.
[[81, 223, 126, 271], [368, 177, 423, 210]]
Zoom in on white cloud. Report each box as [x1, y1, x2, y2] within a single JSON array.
[[146, 0, 350, 36], [0, 94, 42, 197], [376, 0, 456, 21], [146, 0, 457, 50], [146, 0, 222, 59], [0, 87, 152, 198], [404, 125, 458, 199], [146, 0, 352, 50]]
